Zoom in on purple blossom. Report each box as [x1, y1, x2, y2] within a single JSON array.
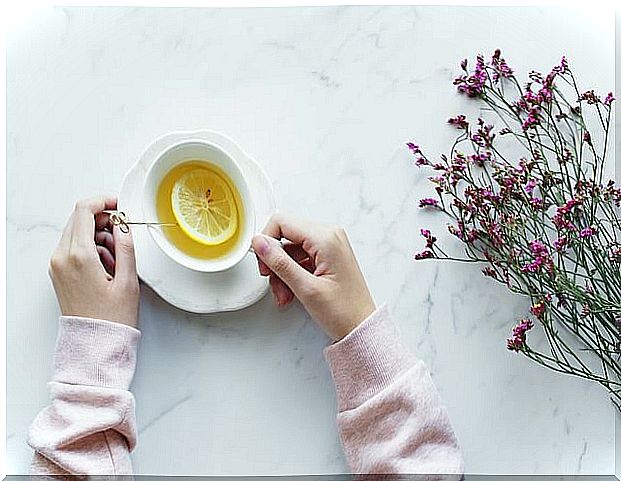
[[453, 54, 487, 97], [507, 319, 534, 352], [553, 213, 575, 231], [553, 236, 568, 252], [609, 247, 621, 263], [522, 240, 554, 274], [447, 114, 469, 130], [579, 90, 600, 104], [525, 179, 537, 194], [448, 222, 465, 241], [557, 198, 582, 215], [522, 258, 544, 273], [419, 197, 439, 208], [414, 249, 434, 260], [406, 142, 421, 154], [530, 297, 549, 318], [481, 266, 497, 279], [604, 92, 615, 106], [468, 152, 491, 166], [471, 120, 496, 148], [522, 108, 540, 131], [420, 228, 436, 248], [530, 197, 543, 209], [490, 49, 514, 83], [529, 240, 548, 256], [558, 56, 569, 74], [583, 130, 592, 145], [579, 227, 595, 239]]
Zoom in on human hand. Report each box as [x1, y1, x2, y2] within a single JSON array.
[[48, 196, 140, 328], [251, 213, 376, 340]]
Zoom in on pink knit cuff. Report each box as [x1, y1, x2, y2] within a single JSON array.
[[53, 316, 141, 390], [324, 304, 417, 412]]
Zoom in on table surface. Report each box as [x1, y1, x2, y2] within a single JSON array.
[[6, 5, 617, 475]]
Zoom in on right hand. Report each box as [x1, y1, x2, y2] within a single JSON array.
[[251, 214, 376, 341]]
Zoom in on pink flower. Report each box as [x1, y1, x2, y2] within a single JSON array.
[[583, 131, 592, 145], [419, 197, 439, 208], [579, 227, 595, 238], [522, 240, 554, 274], [525, 179, 537, 194], [604, 92, 615, 106], [530, 301, 545, 318], [507, 319, 534, 352], [579, 90, 600, 104], [530, 197, 543, 209], [453, 54, 487, 97], [468, 152, 491, 166], [414, 156, 429, 167], [414, 249, 434, 260], [481, 267, 497, 279], [558, 56, 569, 74], [530, 295, 551, 319], [522, 108, 540, 130], [553, 236, 568, 252], [529, 240, 548, 256], [420, 228, 437, 248], [609, 247, 621, 263], [471, 119, 496, 148], [557, 198, 582, 215], [491, 49, 513, 82], [447, 114, 469, 129], [406, 142, 421, 154]]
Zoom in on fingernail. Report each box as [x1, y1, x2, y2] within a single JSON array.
[[252, 235, 270, 256]]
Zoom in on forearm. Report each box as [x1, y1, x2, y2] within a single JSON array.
[[28, 317, 140, 475], [325, 304, 464, 476]]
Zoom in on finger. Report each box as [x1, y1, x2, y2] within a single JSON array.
[[262, 213, 320, 245], [251, 234, 313, 293], [257, 242, 311, 277], [112, 224, 137, 283], [270, 275, 294, 306], [257, 257, 271, 276], [97, 245, 116, 276], [95, 212, 112, 231], [95, 230, 115, 255], [70, 196, 117, 249], [56, 211, 75, 254]]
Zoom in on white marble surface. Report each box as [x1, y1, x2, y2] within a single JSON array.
[[6, 5, 617, 475], [614, 341, 620, 476]]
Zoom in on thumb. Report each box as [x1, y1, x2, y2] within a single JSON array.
[[252, 234, 312, 292], [113, 224, 138, 283]]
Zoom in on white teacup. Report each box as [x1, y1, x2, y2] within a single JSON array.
[[142, 139, 255, 273]]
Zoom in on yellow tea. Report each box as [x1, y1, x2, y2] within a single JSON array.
[[156, 160, 244, 260]]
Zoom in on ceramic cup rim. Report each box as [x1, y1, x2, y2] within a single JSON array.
[[141, 138, 255, 273]]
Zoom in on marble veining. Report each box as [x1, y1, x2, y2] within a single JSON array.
[[6, 5, 616, 476]]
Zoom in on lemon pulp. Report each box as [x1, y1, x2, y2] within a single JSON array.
[[171, 168, 239, 246]]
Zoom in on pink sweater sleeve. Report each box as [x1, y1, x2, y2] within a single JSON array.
[[324, 304, 464, 476], [28, 316, 140, 475]]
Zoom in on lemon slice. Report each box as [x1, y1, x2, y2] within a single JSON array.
[[171, 168, 238, 246]]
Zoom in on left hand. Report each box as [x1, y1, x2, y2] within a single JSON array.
[[48, 196, 140, 328]]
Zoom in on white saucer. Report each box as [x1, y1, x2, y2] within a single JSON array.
[[119, 130, 275, 313]]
